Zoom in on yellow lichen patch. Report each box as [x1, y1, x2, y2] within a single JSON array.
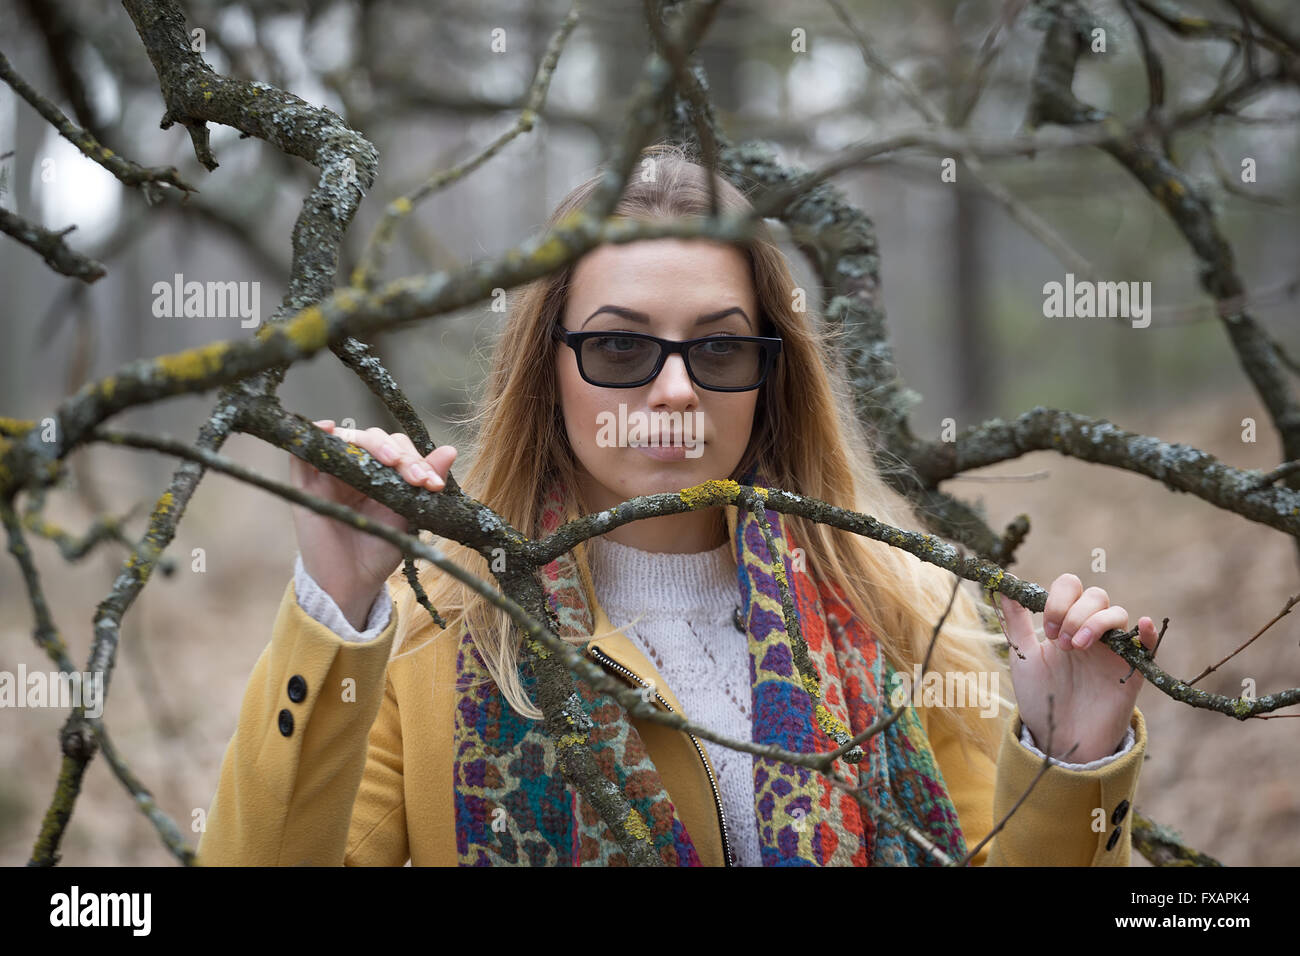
[[27, 517, 57, 537], [374, 275, 423, 307], [679, 478, 740, 509], [815, 703, 851, 739], [388, 196, 412, 215], [284, 306, 328, 351], [332, 288, 362, 313], [155, 491, 175, 516], [203, 91, 213, 102], [156, 341, 230, 382], [125, 551, 154, 584], [0, 418, 36, 437], [553, 209, 586, 232], [1165, 178, 1186, 197], [530, 234, 570, 270], [102, 148, 114, 159], [624, 808, 650, 842], [802, 673, 821, 698], [555, 732, 587, 750]]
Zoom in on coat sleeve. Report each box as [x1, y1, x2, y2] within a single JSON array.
[[923, 704, 1147, 866], [195, 580, 409, 866]]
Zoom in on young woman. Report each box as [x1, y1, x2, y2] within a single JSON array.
[[197, 143, 1159, 867]]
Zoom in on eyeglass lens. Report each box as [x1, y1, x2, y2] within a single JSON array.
[[581, 335, 764, 388]]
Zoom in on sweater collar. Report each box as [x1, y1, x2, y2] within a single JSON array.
[[586, 535, 736, 614]]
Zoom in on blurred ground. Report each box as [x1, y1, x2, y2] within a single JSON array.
[[0, 380, 1297, 866]]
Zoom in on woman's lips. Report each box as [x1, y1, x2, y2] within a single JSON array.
[[630, 440, 704, 461]]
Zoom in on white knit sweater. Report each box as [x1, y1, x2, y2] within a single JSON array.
[[293, 546, 1134, 866]]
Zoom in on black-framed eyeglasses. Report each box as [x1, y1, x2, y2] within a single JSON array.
[[552, 327, 783, 392]]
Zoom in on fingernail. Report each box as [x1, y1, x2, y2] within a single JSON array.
[[1059, 630, 1072, 647], [378, 442, 398, 464], [413, 463, 433, 480], [1044, 621, 1059, 637], [1073, 628, 1091, 648]]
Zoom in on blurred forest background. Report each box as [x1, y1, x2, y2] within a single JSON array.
[[1, 0, 1297, 865]]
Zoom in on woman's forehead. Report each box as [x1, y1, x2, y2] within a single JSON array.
[[568, 240, 754, 305]]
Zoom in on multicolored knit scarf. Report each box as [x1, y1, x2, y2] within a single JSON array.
[[451, 464, 968, 865]]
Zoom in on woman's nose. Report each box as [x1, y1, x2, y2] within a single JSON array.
[[648, 353, 697, 401]]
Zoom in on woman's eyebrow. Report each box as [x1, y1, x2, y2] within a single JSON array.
[[581, 305, 753, 331]]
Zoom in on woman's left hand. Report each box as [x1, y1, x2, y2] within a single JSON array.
[[998, 574, 1159, 763]]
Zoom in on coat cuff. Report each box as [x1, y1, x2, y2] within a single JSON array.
[[293, 553, 393, 642], [1019, 719, 1135, 770], [989, 705, 1146, 866]]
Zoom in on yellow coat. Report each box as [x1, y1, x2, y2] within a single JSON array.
[[197, 547, 1148, 867]]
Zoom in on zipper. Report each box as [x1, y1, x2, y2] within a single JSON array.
[[586, 645, 734, 867]]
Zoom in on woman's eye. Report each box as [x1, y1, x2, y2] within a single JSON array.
[[699, 334, 743, 354], [594, 335, 640, 352]]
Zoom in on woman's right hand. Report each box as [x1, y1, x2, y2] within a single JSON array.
[[290, 420, 458, 630]]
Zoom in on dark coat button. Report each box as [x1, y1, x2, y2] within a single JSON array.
[[287, 674, 307, 703], [1111, 799, 1130, 825], [278, 709, 294, 737], [1105, 826, 1121, 851]]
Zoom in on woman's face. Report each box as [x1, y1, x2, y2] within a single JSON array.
[[556, 238, 761, 524]]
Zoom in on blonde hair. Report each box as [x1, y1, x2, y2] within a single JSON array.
[[391, 142, 1014, 764]]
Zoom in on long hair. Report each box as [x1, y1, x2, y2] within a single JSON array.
[[390, 142, 1014, 764]]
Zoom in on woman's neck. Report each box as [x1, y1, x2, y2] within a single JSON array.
[[601, 513, 727, 553], [576, 474, 727, 553]]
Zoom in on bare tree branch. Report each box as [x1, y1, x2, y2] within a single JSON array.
[[0, 207, 105, 282], [0, 49, 197, 199]]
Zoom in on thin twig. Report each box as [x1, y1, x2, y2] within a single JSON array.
[[0, 49, 196, 198]]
